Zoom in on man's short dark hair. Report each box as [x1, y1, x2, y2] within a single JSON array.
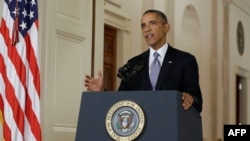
[[143, 9, 168, 24]]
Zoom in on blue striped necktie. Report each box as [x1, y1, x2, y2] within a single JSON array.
[[150, 52, 161, 90]]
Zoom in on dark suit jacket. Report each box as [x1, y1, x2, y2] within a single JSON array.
[[118, 44, 203, 113]]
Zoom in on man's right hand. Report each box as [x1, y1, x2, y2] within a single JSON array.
[[84, 70, 104, 91]]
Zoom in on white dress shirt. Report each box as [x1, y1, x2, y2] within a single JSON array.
[[149, 43, 168, 73]]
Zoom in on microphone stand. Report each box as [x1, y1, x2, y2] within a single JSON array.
[[117, 63, 144, 88]]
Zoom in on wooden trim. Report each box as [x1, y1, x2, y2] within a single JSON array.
[[91, 0, 96, 76]]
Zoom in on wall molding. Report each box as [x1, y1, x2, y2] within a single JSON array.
[[56, 29, 85, 43], [104, 2, 131, 31], [224, 0, 250, 15]]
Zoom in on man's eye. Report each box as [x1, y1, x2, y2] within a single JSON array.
[[150, 22, 156, 25]]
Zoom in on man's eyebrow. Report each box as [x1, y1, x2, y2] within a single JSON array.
[[149, 19, 156, 22], [141, 20, 156, 24]]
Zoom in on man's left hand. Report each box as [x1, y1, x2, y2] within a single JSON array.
[[182, 92, 194, 110]]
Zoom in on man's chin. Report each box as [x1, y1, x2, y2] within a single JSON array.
[[145, 41, 154, 46], [147, 43, 155, 47]]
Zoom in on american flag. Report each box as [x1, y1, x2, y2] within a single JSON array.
[[0, 0, 41, 141]]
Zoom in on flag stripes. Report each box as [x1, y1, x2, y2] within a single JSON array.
[[0, 0, 41, 140], [0, 91, 12, 141]]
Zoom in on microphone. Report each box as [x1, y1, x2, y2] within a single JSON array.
[[117, 62, 145, 84], [130, 64, 144, 76], [117, 63, 131, 83]]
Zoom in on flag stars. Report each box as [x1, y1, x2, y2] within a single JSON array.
[[8, 0, 12, 4], [12, 7, 20, 17], [29, 11, 34, 19], [7, 0, 38, 36], [22, 9, 27, 18], [19, 21, 27, 30], [30, 0, 36, 7]]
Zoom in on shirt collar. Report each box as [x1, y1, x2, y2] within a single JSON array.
[[149, 43, 168, 61]]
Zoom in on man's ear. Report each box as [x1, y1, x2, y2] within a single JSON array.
[[164, 23, 170, 33]]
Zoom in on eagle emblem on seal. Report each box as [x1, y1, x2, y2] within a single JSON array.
[[117, 111, 135, 132]]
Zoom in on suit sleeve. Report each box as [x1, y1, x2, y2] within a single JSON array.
[[183, 55, 203, 113]]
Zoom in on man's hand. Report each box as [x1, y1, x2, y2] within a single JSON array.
[[182, 92, 194, 110], [84, 70, 104, 91]]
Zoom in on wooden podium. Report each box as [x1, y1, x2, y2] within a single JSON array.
[[75, 90, 203, 141]]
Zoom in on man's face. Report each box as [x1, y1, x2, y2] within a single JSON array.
[[141, 13, 169, 50]]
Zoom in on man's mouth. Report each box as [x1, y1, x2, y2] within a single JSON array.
[[145, 34, 154, 40]]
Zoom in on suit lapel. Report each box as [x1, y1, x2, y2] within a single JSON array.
[[155, 46, 175, 90], [141, 50, 152, 89]]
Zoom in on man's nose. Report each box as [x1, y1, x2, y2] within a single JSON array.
[[144, 25, 152, 32]]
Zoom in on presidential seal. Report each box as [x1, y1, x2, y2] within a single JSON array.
[[105, 100, 145, 141]]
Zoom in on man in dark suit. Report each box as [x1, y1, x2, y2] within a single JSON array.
[[85, 9, 203, 113]]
